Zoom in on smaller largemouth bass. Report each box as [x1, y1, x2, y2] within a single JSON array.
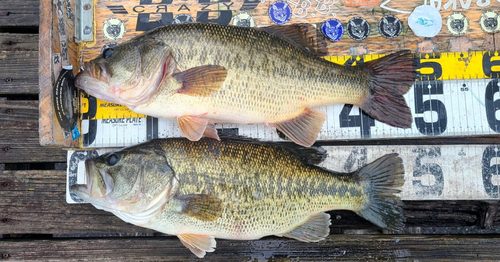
[[74, 23, 415, 147], [71, 137, 405, 258]]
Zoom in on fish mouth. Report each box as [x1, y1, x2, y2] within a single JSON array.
[[70, 159, 95, 197]]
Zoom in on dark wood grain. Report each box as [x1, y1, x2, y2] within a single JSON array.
[[0, 0, 39, 27], [1, 235, 500, 261], [0, 33, 38, 94], [0, 101, 66, 163], [0, 33, 38, 51]]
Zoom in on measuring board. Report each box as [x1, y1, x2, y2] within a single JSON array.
[[80, 50, 500, 148], [66, 143, 500, 203], [40, 0, 500, 148]]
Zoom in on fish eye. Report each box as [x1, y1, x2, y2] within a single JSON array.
[[106, 154, 119, 166], [102, 48, 114, 59]]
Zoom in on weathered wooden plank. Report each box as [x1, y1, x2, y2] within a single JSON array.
[[1, 170, 499, 235], [0, 0, 39, 27], [0, 34, 39, 95], [0, 33, 38, 52], [0, 170, 155, 235], [1, 235, 500, 261], [0, 50, 38, 95], [0, 101, 66, 163]]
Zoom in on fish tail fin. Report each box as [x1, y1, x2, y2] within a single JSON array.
[[355, 153, 405, 231], [358, 50, 415, 128]]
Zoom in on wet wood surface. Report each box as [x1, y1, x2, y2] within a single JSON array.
[[2, 235, 500, 261], [1, 0, 500, 260]]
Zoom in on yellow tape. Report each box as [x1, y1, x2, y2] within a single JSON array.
[[81, 51, 500, 120], [326, 50, 500, 81]]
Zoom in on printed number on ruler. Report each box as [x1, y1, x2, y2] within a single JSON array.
[[321, 145, 500, 200]]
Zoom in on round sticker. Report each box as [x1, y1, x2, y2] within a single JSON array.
[[408, 5, 442, 38], [102, 18, 126, 41], [269, 1, 292, 25], [347, 17, 370, 40], [446, 12, 469, 36], [321, 19, 344, 42], [173, 14, 195, 24], [233, 12, 256, 27], [379, 15, 402, 39], [479, 11, 500, 33]]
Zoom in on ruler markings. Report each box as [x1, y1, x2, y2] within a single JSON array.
[[81, 79, 500, 147], [66, 144, 500, 203], [79, 51, 500, 148]]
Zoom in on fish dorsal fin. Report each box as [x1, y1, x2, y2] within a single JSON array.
[[270, 108, 326, 147], [174, 65, 227, 97], [178, 234, 216, 258], [178, 194, 223, 221], [277, 143, 327, 165], [260, 24, 328, 56], [279, 212, 331, 242]]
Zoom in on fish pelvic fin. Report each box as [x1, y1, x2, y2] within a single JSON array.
[[356, 153, 406, 231], [278, 212, 331, 242], [178, 116, 220, 141], [358, 50, 415, 128], [178, 234, 216, 258], [270, 108, 326, 147]]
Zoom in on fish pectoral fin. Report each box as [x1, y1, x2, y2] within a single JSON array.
[[174, 65, 227, 97], [270, 108, 326, 147], [178, 234, 217, 258], [279, 212, 331, 242], [178, 194, 223, 221], [178, 116, 216, 141], [260, 24, 328, 56]]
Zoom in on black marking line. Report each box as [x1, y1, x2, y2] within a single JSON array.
[[107, 5, 128, 14]]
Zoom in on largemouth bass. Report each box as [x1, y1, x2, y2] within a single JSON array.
[[71, 137, 405, 258], [74, 23, 415, 147]]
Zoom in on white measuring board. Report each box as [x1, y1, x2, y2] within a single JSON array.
[[80, 78, 500, 148], [66, 144, 500, 203]]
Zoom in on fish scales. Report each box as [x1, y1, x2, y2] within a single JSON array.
[[151, 138, 364, 239], [72, 137, 405, 257], [76, 23, 415, 146], [143, 24, 363, 122]]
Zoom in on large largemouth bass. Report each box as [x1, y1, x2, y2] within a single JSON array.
[[71, 137, 405, 258], [75, 23, 414, 147]]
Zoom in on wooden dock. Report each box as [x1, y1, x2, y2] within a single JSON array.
[[2, 0, 500, 260]]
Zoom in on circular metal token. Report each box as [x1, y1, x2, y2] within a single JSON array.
[[347, 17, 370, 40], [102, 18, 126, 41], [479, 11, 500, 33], [379, 15, 402, 39], [269, 1, 292, 25], [232, 12, 256, 27], [321, 19, 344, 42], [408, 5, 442, 38], [446, 12, 469, 36], [173, 14, 195, 24]]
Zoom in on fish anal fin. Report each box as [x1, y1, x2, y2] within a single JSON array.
[[270, 108, 326, 147], [174, 65, 227, 97], [261, 24, 328, 56], [177, 116, 211, 141], [203, 122, 220, 141], [179, 194, 223, 221], [279, 212, 331, 242], [178, 234, 216, 258]]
